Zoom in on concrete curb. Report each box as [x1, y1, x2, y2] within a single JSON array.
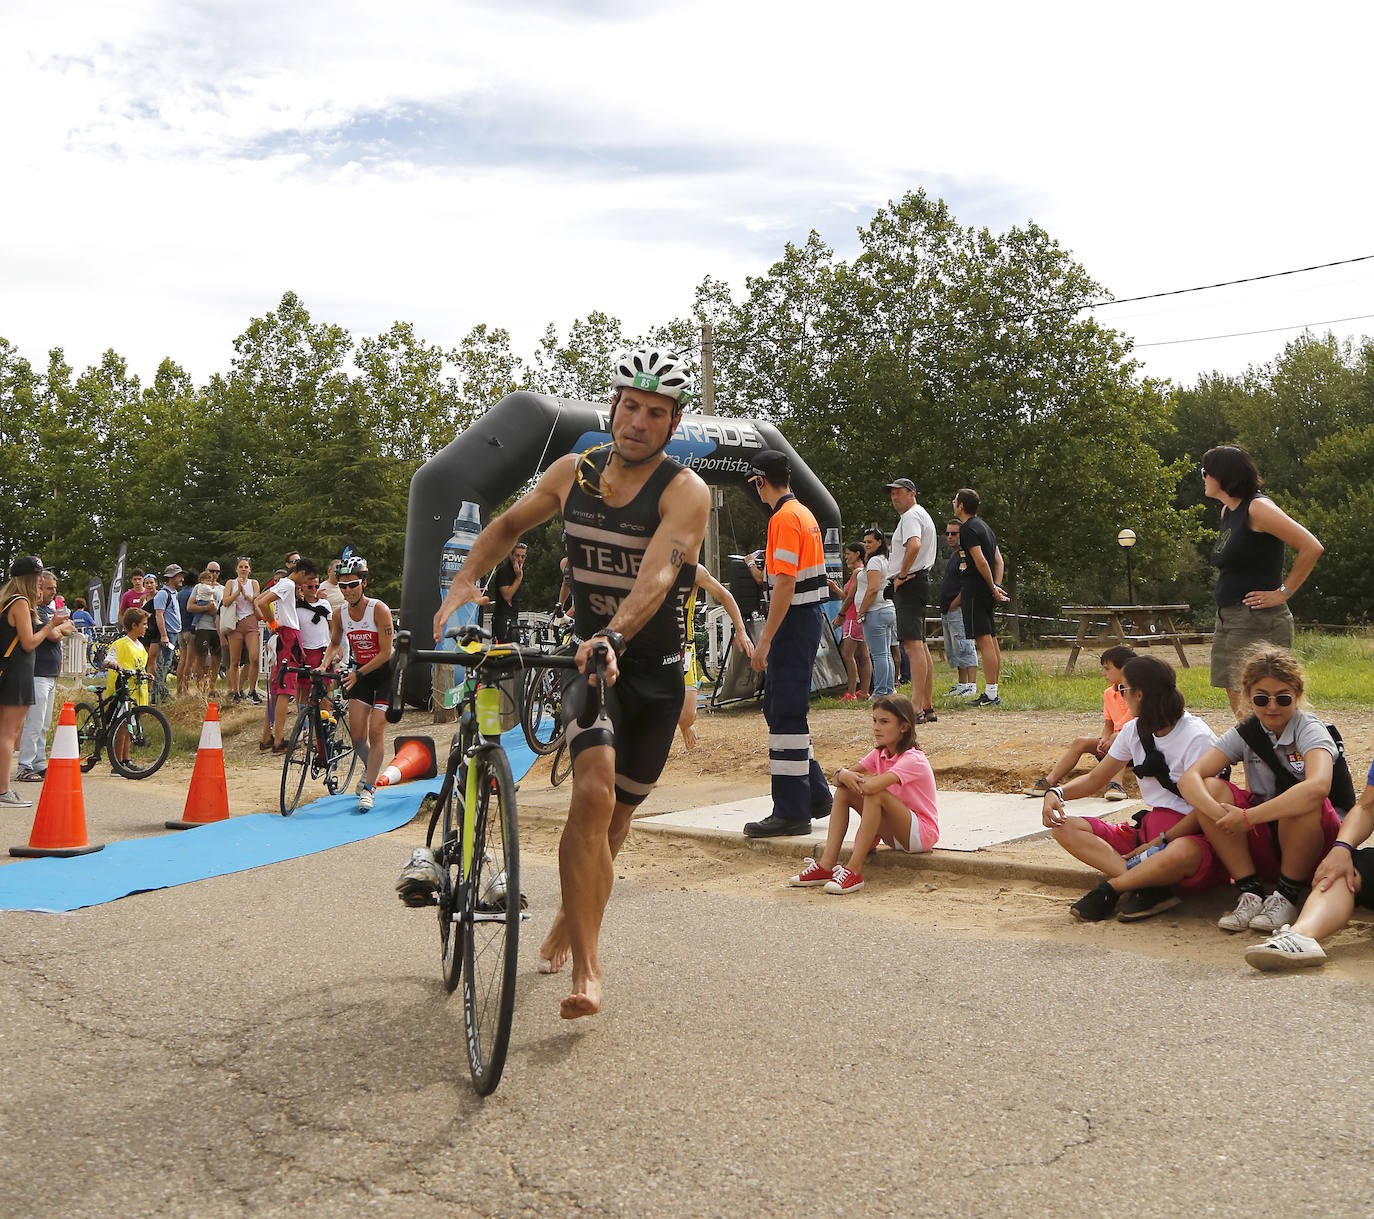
[[520, 810, 1099, 891]]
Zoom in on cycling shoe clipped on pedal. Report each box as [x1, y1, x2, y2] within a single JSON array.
[[396, 847, 444, 907]]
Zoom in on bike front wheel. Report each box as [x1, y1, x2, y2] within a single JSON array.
[[462, 745, 520, 1096], [279, 710, 314, 815], [433, 777, 463, 993], [520, 667, 563, 756], [108, 704, 172, 778]]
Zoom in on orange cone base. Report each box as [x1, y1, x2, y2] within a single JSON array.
[[10, 841, 105, 858], [164, 819, 211, 831]]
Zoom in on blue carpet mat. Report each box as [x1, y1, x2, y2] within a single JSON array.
[[0, 727, 539, 913]]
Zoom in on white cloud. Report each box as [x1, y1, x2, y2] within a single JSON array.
[[1, 0, 1370, 387]]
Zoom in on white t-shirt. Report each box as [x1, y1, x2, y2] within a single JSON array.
[[887, 503, 937, 582], [191, 582, 222, 631], [1107, 713, 1218, 814], [858, 556, 886, 613], [297, 597, 334, 651], [270, 577, 300, 631]]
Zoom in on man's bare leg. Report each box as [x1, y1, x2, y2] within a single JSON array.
[[541, 791, 635, 975], [556, 744, 619, 1019]]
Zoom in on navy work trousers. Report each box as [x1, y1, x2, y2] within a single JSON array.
[[764, 602, 831, 822]]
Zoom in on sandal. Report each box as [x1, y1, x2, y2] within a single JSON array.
[[271, 743, 289, 754]]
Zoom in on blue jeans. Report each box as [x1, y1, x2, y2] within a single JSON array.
[[942, 609, 977, 669], [862, 602, 897, 695]]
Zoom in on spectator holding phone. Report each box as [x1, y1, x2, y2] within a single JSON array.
[[16, 569, 75, 782]]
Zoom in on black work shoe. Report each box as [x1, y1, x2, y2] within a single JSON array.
[[1069, 882, 1119, 922], [744, 814, 812, 838], [1116, 886, 1181, 922]]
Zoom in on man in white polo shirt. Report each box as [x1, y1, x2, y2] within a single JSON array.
[[883, 477, 938, 723]]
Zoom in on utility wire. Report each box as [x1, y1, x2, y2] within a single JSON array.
[[1134, 312, 1374, 348]]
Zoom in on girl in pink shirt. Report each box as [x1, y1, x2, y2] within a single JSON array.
[[790, 694, 939, 894]]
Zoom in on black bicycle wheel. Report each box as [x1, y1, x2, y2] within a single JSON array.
[[550, 739, 573, 787], [108, 704, 171, 778], [462, 745, 519, 1095], [433, 778, 463, 993], [322, 706, 358, 796], [74, 702, 101, 773], [279, 709, 314, 815], [520, 667, 563, 756]]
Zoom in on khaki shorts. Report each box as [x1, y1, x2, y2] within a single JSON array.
[[1210, 602, 1294, 689]]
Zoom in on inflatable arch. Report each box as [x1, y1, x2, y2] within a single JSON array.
[[399, 391, 843, 703]]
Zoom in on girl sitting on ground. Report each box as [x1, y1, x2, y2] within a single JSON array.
[[1042, 656, 1223, 922], [790, 694, 938, 895], [1244, 763, 1374, 970], [1179, 646, 1344, 935]]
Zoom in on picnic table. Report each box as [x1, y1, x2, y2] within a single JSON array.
[[1048, 604, 1210, 674]]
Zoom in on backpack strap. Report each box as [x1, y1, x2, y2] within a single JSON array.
[[1133, 724, 1183, 799], [0, 595, 25, 659], [1235, 715, 1300, 796]]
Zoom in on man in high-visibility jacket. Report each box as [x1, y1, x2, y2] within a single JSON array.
[[745, 448, 832, 836]]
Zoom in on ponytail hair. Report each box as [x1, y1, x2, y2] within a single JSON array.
[[1122, 656, 1185, 736]]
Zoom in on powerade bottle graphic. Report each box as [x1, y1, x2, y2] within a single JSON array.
[[440, 501, 483, 646], [822, 525, 843, 619]]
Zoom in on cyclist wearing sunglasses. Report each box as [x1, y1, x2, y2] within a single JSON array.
[[1179, 646, 1343, 935], [423, 345, 709, 1021], [323, 557, 393, 811]]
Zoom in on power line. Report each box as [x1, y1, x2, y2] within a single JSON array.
[[1080, 254, 1374, 312], [1134, 312, 1374, 348]]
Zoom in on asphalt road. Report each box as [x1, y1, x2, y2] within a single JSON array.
[[2, 799, 1372, 1217]]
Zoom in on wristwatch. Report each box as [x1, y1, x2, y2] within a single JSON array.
[[592, 629, 626, 657]]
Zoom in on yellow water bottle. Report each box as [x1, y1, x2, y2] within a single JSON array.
[[476, 684, 502, 736]]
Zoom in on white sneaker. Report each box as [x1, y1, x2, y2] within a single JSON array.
[[1105, 781, 1128, 802], [0, 790, 33, 807], [1245, 925, 1327, 971], [956, 684, 978, 698], [395, 848, 443, 906], [355, 780, 374, 812], [1218, 890, 1264, 932], [1249, 891, 1300, 933]]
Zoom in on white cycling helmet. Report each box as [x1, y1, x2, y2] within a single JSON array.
[[337, 556, 369, 578], [610, 347, 693, 405]]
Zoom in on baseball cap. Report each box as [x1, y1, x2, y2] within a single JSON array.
[[883, 478, 916, 492], [749, 449, 791, 480], [10, 555, 42, 578], [163, 563, 184, 578]]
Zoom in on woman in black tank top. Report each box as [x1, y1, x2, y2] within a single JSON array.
[[1202, 445, 1323, 716]]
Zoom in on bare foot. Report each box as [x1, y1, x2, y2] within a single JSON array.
[[681, 724, 697, 751], [559, 972, 602, 1020], [539, 907, 570, 974]]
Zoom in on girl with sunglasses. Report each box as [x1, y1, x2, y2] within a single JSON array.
[[1179, 646, 1343, 934]]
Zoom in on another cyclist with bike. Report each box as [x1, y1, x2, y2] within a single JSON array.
[[403, 346, 709, 1021], [323, 557, 394, 813], [104, 606, 151, 769]]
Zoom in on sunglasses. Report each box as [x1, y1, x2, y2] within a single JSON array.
[[339, 580, 363, 589], [1251, 692, 1294, 708], [1117, 683, 1132, 695]]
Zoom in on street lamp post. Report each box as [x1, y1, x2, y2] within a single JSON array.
[[1117, 528, 1137, 604]]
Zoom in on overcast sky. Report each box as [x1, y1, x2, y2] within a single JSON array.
[[3, 0, 1371, 392]]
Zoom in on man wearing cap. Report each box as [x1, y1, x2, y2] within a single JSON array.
[[147, 565, 186, 695], [745, 448, 832, 837], [884, 478, 939, 723]]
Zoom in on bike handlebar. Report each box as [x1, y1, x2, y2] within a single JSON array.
[[385, 626, 610, 727], [280, 664, 344, 683]]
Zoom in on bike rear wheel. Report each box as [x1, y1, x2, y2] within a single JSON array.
[[322, 705, 358, 795], [520, 667, 564, 756], [279, 710, 314, 815], [550, 739, 573, 787], [74, 702, 101, 773], [462, 745, 519, 1095], [108, 704, 172, 778]]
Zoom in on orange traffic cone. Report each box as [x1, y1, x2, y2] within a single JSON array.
[[166, 703, 230, 830], [10, 702, 104, 857], [374, 736, 438, 787]]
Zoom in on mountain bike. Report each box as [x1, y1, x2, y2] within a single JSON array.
[[278, 665, 358, 815], [519, 611, 578, 757], [73, 668, 172, 778], [387, 626, 605, 1095]]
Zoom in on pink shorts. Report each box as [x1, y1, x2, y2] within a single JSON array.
[[1083, 808, 1227, 891], [270, 627, 304, 698], [1216, 780, 1342, 881], [231, 614, 259, 639], [841, 614, 864, 642]]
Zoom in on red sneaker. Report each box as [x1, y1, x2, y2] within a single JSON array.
[[790, 858, 833, 887], [824, 865, 865, 894]]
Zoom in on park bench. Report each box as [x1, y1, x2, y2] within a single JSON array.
[[1050, 604, 1212, 673]]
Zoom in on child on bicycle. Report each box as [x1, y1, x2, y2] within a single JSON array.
[[789, 694, 938, 895], [104, 607, 150, 768], [1023, 645, 1136, 800]]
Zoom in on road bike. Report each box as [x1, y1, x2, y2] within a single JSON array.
[[278, 665, 358, 815], [388, 626, 604, 1095], [74, 667, 172, 779]]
